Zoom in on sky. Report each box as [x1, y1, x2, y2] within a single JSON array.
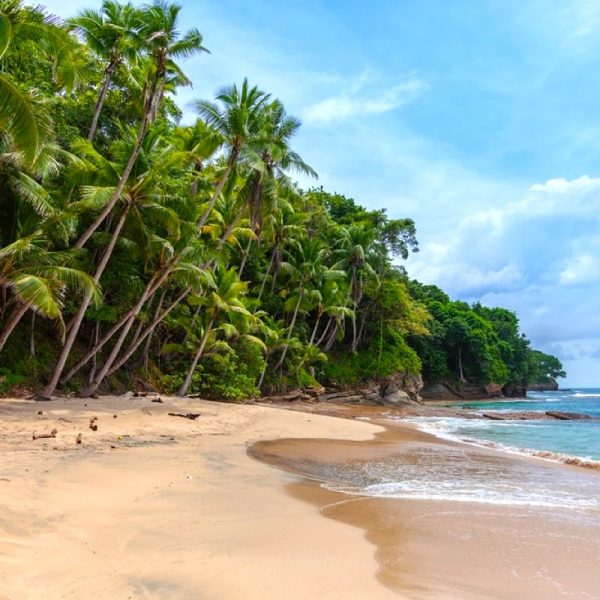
[[42, 0, 600, 386]]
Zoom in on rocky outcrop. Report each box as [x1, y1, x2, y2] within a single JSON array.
[[502, 382, 527, 398], [483, 410, 593, 421], [420, 381, 504, 401], [527, 379, 559, 392], [261, 373, 424, 406]]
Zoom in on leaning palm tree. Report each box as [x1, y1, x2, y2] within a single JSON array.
[[0, 233, 99, 352], [70, 0, 141, 141], [177, 267, 251, 396], [42, 2, 208, 399], [73, 0, 207, 251]]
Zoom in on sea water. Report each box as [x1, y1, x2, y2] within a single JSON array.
[[410, 388, 600, 461], [319, 389, 600, 509]]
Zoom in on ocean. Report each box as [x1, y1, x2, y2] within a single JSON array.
[[315, 389, 600, 509], [411, 388, 600, 461]]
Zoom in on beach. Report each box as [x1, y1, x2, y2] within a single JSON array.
[[1, 395, 599, 599]]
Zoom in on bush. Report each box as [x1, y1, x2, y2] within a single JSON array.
[[162, 338, 265, 402]]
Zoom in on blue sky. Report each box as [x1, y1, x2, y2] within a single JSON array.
[[44, 0, 600, 386]]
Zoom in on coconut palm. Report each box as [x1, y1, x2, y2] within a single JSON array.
[[177, 266, 251, 396], [74, 0, 207, 251], [0, 0, 80, 164], [333, 223, 379, 351], [0, 233, 99, 352], [42, 4, 208, 399], [194, 78, 270, 229], [70, 1, 141, 141]]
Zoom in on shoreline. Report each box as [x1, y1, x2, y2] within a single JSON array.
[[250, 418, 600, 598], [1, 395, 599, 598]]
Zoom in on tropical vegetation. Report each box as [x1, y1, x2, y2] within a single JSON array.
[[0, 0, 564, 400]]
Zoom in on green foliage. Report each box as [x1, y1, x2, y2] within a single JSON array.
[[0, 0, 565, 401], [162, 338, 264, 401]]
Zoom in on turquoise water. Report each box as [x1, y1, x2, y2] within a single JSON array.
[[416, 388, 600, 461]]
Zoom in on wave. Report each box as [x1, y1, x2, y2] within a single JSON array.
[[404, 417, 600, 471], [573, 393, 600, 398], [323, 480, 600, 509]]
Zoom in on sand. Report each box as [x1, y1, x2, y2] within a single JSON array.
[[1, 395, 599, 599], [0, 395, 392, 599]]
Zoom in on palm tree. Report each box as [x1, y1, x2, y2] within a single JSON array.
[[70, 1, 141, 141], [73, 0, 207, 251], [0, 233, 99, 352], [194, 79, 269, 229], [42, 3, 208, 399], [274, 237, 328, 369], [0, 0, 79, 165], [333, 224, 379, 352], [177, 267, 251, 396]]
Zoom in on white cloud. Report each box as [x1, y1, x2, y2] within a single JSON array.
[[559, 254, 599, 285], [302, 75, 427, 124]]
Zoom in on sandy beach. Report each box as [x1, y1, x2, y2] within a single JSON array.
[[1, 395, 599, 599]]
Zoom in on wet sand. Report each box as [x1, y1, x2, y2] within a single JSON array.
[[251, 421, 600, 599]]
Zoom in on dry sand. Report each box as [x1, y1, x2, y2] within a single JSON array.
[[0, 395, 392, 599], [1, 395, 599, 599]]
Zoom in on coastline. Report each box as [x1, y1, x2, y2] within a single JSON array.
[[1, 395, 599, 598]]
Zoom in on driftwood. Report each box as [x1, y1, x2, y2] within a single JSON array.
[[32, 428, 57, 440], [168, 412, 200, 420]]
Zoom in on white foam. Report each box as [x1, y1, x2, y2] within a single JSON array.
[[403, 417, 600, 471], [323, 480, 600, 509]]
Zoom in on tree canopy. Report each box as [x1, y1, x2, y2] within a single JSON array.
[[0, 0, 565, 399]]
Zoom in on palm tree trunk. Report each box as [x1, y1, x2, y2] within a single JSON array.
[[79, 265, 174, 396], [87, 322, 100, 385], [30, 312, 36, 357], [60, 263, 174, 383], [41, 203, 131, 399], [315, 315, 333, 347], [275, 288, 304, 369], [197, 152, 238, 231], [257, 350, 271, 390], [107, 285, 191, 376], [309, 312, 322, 346], [88, 60, 116, 141], [137, 288, 166, 370], [75, 71, 161, 250], [238, 238, 252, 279], [257, 249, 276, 302], [324, 319, 339, 351], [0, 302, 29, 353], [177, 315, 215, 397], [351, 300, 358, 352]]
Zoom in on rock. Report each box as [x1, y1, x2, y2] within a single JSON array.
[[420, 383, 461, 401], [383, 390, 412, 406], [545, 411, 592, 421], [528, 379, 559, 392]]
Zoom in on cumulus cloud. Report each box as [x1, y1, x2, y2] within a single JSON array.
[[405, 174, 600, 385], [302, 74, 427, 124]]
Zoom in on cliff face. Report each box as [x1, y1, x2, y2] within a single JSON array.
[[265, 372, 424, 405], [420, 381, 505, 401], [527, 379, 559, 392]]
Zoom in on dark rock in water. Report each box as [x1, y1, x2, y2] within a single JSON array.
[[545, 411, 592, 421], [528, 379, 559, 392], [502, 382, 527, 398], [421, 381, 504, 401]]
